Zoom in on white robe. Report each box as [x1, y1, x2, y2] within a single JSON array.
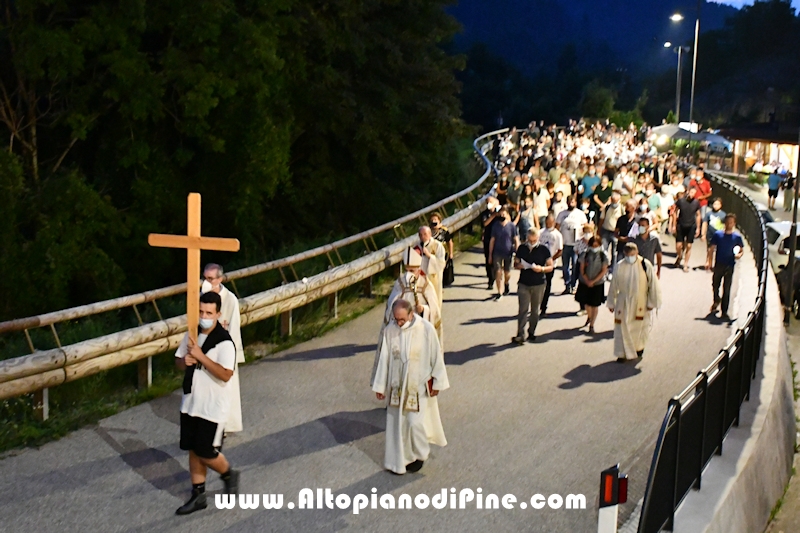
[[421, 239, 446, 309], [371, 317, 449, 474], [216, 285, 245, 432], [607, 257, 662, 359], [370, 272, 441, 387]]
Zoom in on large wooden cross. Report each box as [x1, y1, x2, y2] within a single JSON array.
[[148, 193, 240, 342]]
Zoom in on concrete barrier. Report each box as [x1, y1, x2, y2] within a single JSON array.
[[674, 271, 795, 533]]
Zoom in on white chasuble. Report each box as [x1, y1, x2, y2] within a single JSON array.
[[371, 317, 449, 474], [420, 240, 446, 309], [370, 272, 442, 387], [219, 284, 245, 432], [606, 257, 662, 359]]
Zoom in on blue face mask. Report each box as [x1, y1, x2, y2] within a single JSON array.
[[625, 256, 637, 264], [199, 318, 215, 330]]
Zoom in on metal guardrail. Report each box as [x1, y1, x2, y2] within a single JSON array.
[[0, 129, 507, 416], [637, 170, 769, 533]]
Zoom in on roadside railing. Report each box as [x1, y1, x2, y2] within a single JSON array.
[[0, 129, 507, 418], [637, 170, 768, 533]]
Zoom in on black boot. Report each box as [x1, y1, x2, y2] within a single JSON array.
[[222, 469, 240, 495], [176, 489, 207, 515]]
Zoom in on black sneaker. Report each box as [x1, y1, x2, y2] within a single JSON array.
[[636, 350, 644, 358], [176, 490, 207, 515], [223, 469, 240, 495], [487, 281, 494, 290], [504, 284, 510, 295], [526, 334, 536, 343], [512, 336, 525, 345]]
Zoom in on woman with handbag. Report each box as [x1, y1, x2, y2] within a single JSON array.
[[430, 214, 455, 287], [574, 234, 609, 334]]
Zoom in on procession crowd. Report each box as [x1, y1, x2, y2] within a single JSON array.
[[168, 119, 747, 512]]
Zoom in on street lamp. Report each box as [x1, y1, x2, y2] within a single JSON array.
[[665, 43, 690, 123], [672, 4, 701, 153]]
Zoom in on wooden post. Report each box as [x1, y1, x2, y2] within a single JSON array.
[[33, 388, 49, 421], [363, 275, 372, 298], [280, 310, 292, 337], [328, 291, 338, 319], [137, 357, 152, 390]]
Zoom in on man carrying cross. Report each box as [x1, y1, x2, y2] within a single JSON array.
[[174, 291, 239, 514], [148, 192, 241, 515]]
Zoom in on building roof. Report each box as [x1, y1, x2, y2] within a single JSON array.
[[717, 122, 800, 145]]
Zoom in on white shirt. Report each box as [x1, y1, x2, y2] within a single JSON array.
[[175, 332, 236, 423], [556, 208, 589, 246], [533, 189, 550, 218], [539, 228, 564, 259]]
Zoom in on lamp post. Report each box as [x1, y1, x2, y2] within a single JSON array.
[[672, 2, 701, 157], [665, 42, 690, 123]]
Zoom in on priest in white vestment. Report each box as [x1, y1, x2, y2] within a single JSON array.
[[418, 226, 446, 309], [370, 247, 441, 387], [607, 243, 662, 361], [372, 299, 449, 474], [202, 263, 245, 433]]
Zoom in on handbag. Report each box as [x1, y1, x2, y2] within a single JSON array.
[[443, 258, 455, 286]]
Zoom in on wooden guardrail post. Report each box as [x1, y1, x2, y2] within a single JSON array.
[[280, 310, 292, 337], [328, 291, 338, 319], [137, 357, 152, 390], [33, 388, 49, 421], [363, 276, 373, 298]]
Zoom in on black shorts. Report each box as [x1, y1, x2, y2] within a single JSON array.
[[768, 188, 779, 198], [676, 224, 697, 244], [180, 413, 224, 459]]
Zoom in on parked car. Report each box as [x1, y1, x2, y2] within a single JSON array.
[[766, 221, 800, 270]]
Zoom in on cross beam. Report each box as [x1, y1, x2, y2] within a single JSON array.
[[148, 193, 239, 341]]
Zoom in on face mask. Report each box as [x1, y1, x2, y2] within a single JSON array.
[[639, 225, 648, 235], [646, 190, 654, 196], [582, 204, 590, 211], [400, 318, 412, 329], [591, 246, 602, 253], [529, 241, 539, 248], [625, 255, 637, 264], [610, 202, 619, 208], [199, 318, 215, 330], [639, 205, 647, 213], [201, 280, 213, 294]]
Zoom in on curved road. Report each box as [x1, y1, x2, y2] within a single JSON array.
[[0, 235, 755, 532]]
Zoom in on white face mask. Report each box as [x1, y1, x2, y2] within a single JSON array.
[[199, 318, 215, 330], [591, 246, 602, 253], [639, 225, 648, 235], [201, 280, 213, 294], [625, 255, 637, 264], [399, 317, 413, 329]]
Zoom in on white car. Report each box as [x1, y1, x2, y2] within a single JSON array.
[[766, 221, 800, 270]]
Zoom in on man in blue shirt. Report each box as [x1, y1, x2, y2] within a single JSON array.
[[709, 213, 745, 321], [767, 171, 784, 210]]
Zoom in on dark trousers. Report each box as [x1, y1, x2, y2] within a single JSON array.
[[540, 271, 554, 312], [483, 239, 495, 285], [712, 263, 735, 315]]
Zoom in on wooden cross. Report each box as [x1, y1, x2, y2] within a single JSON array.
[[148, 193, 240, 342]]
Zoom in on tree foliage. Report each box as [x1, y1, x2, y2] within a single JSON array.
[[0, 0, 467, 320]]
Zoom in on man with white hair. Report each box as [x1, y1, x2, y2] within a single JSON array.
[[201, 263, 245, 433], [418, 225, 446, 308], [372, 298, 449, 475]]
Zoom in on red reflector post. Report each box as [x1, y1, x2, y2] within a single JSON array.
[[618, 476, 628, 504], [603, 474, 614, 504]]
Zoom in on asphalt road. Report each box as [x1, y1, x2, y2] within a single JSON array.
[[0, 235, 755, 533]]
